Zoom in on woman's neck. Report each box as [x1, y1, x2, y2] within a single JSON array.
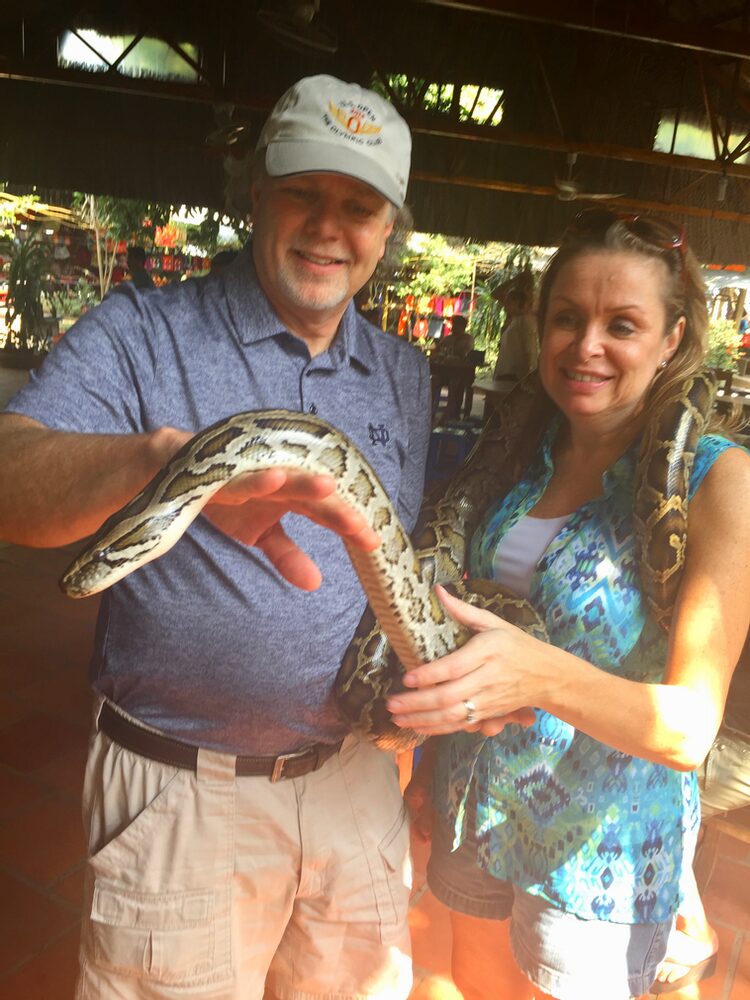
[[531, 416, 641, 518], [560, 413, 643, 474]]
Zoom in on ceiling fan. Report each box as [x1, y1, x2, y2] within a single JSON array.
[[205, 103, 254, 151], [555, 152, 624, 202]]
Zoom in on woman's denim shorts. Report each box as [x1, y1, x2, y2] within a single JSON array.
[[427, 818, 672, 1000]]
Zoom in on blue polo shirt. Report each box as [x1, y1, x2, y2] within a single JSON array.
[[7, 249, 431, 754]]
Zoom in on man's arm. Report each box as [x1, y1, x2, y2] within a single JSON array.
[[0, 413, 186, 547], [0, 413, 380, 588]]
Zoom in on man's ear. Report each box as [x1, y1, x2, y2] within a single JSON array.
[[378, 219, 395, 261]]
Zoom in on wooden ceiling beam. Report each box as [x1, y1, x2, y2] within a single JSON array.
[[418, 0, 750, 60], [410, 169, 750, 225], [5, 61, 750, 182], [0, 62, 275, 110], [410, 114, 750, 180]]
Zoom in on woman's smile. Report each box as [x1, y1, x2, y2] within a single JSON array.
[[539, 250, 683, 429]]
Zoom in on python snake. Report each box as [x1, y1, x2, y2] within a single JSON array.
[[60, 370, 716, 751]]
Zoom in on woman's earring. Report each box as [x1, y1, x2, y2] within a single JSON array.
[[659, 360, 668, 369]]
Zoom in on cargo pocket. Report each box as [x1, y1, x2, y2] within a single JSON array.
[[81, 732, 235, 988], [377, 804, 412, 943], [90, 880, 228, 986]]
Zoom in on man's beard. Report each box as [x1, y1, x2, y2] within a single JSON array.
[[276, 256, 351, 313]]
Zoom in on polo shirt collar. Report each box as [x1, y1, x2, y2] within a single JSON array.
[[225, 245, 376, 372]]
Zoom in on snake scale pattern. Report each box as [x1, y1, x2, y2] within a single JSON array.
[[60, 370, 716, 751]]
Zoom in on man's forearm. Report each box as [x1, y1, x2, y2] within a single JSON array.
[[0, 415, 185, 547]]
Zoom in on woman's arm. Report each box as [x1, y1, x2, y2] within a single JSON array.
[[387, 447, 750, 770]]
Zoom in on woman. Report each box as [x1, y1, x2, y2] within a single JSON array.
[[492, 276, 539, 383], [388, 210, 750, 1000]]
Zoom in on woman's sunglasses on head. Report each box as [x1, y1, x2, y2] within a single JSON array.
[[565, 208, 687, 260]]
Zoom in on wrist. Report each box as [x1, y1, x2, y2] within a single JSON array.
[[527, 638, 566, 711], [146, 426, 189, 475]]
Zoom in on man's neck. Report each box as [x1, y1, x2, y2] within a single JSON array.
[[251, 256, 348, 358], [267, 298, 347, 357]]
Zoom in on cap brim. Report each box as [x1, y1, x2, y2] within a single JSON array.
[[265, 142, 404, 208]]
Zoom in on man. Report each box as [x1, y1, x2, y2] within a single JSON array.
[[430, 314, 476, 419], [125, 244, 155, 290], [0, 75, 430, 1000]]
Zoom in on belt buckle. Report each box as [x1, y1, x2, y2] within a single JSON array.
[[270, 746, 314, 782]]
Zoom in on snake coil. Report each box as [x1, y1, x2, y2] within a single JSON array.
[[60, 370, 717, 751]]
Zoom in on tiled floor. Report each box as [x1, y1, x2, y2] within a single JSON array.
[[1, 365, 749, 999], [1, 544, 749, 999]]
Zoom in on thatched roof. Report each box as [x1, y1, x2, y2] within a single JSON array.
[[3, 1, 750, 259]]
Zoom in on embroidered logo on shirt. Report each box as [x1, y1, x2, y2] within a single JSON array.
[[368, 423, 390, 446]]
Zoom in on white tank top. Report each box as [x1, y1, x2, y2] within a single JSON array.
[[492, 514, 569, 599]]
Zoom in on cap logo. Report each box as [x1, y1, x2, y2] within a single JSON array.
[[325, 100, 383, 145]]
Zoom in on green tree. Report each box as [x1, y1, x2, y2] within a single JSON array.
[[393, 233, 481, 300], [73, 194, 172, 299], [707, 318, 742, 373], [387, 233, 545, 369]]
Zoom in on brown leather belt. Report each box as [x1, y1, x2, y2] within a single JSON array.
[[98, 701, 343, 782]]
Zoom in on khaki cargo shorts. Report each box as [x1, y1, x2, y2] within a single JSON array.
[[75, 716, 412, 1000]]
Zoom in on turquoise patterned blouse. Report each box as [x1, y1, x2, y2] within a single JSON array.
[[433, 426, 742, 924]]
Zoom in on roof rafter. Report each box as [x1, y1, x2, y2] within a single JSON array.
[[411, 169, 750, 225], [418, 0, 750, 59], [5, 58, 750, 181], [409, 114, 750, 180]]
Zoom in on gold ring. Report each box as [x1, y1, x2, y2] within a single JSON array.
[[462, 699, 478, 725]]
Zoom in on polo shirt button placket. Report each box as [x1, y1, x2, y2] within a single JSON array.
[[302, 367, 317, 414]]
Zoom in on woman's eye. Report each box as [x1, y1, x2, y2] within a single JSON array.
[[554, 312, 579, 329], [609, 318, 636, 336]]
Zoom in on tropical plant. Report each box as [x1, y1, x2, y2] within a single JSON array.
[[46, 276, 99, 326], [392, 233, 480, 300], [4, 236, 53, 352]]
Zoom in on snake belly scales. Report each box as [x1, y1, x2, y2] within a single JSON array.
[[60, 371, 716, 751]]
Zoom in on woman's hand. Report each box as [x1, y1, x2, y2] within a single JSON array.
[[387, 586, 539, 736], [156, 428, 380, 592]]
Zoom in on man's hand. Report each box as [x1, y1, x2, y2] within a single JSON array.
[[153, 427, 381, 591], [203, 467, 381, 591]]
